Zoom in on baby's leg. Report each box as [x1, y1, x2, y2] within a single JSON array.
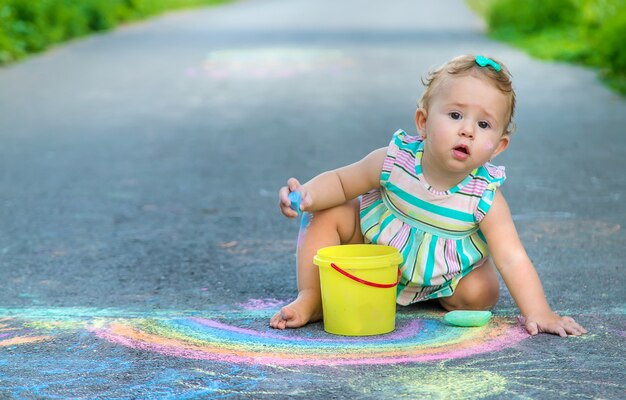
[[438, 258, 500, 311], [270, 199, 363, 329]]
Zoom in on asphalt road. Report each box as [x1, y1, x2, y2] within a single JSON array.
[[0, 0, 624, 398]]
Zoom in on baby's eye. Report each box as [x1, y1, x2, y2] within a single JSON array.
[[478, 121, 491, 129], [449, 112, 462, 120]]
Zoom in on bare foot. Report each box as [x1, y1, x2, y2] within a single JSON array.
[[269, 292, 323, 329]]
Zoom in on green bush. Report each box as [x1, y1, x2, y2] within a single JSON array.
[[47, 3, 89, 42], [595, 10, 626, 74], [487, 0, 578, 36], [475, 0, 626, 93], [579, 0, 625, 30], [578, 0, 626, 72], [0, 0, 228, 65]]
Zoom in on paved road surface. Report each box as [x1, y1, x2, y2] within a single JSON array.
[[0, 0, 624, 398]]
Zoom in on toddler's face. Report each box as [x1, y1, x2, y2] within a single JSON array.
[[417, 74, 510, 178]]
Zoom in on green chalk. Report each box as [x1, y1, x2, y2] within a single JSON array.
[[443, 310, 492, 327]]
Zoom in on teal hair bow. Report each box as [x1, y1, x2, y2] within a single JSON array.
[[475, 55, 501, 72]]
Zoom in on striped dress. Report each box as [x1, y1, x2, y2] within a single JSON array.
[[360, 130, 506, 305]]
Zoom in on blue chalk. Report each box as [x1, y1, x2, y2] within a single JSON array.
[[288, 191, 302, 215]]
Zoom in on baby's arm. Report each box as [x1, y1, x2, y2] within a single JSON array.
[[279, 147, 387, 218], [479, 191, 587, 337]]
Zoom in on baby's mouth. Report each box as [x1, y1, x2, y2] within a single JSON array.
[[454, 145, 470, 155], [452, 145, 470, 160]]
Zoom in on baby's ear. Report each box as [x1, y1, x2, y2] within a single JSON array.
[[491, 134, 510, 159], [415, 108, 428, 137]]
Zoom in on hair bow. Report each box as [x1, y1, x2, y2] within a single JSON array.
[[475, 55, 501, 72]]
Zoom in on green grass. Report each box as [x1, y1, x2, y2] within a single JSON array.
[[466, 0, 626, 95], [491, 28, 590, 63], [0, 0, 232, 65]]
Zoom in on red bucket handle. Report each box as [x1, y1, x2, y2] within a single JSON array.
[[330, 263, 401, 288]]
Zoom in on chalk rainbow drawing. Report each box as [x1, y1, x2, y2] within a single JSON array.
[[0, 317, 53, 347], [89, 311, 528, 366], [1, 304, 527, 366], [1, 304, 624, 398]]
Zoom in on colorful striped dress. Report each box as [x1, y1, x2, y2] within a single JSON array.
[[360, 130, 506, 305]]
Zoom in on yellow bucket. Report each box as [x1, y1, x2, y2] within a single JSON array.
[[314, 244, 403, 336]]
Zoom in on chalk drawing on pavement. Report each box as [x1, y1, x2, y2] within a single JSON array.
[[185, 48, 354, 80], [90, 313, 528, 366], [1, 304, 527, 366], [0, 305, 624, 398], [0, 318, 52, 347]]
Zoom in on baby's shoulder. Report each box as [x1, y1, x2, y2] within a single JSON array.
[[476, 162, 506, 187], [391, 129, 422, 144], [388, 130, 423, 157]]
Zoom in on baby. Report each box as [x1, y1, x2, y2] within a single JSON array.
[[271, 54, 587, 337]]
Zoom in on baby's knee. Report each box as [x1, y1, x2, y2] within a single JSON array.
[[311, 200, 362, 243], [442, 279, 500, 311], [472, 282, 500, 310]]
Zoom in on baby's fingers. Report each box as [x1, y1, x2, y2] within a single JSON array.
[[525, 320, 539, 336], [547, 321, 578, 337], [562, 317, 587, 336], [529, 318, 587, 337], [278, 186, 294, 210], [278, 186, 299, 218], [287, 178, 301, 192], [530, 321, 566, 337], [563, 316, 587, 333], [554, 326, 567, 338], [279, 186, 291, 205]]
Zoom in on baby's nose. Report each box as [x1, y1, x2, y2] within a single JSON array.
[[460, 123, 475, 138]]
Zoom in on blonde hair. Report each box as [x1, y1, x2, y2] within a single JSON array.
[[419, 54, 516, 134]]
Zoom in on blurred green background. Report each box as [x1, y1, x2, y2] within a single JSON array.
[[0, 0, 229, 64], [0, 0, 624, 94], [467, 0, 626, 94]]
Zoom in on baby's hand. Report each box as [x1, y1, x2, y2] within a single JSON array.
[[278, 178, 312, 218], [522, 312, 587, 337]]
